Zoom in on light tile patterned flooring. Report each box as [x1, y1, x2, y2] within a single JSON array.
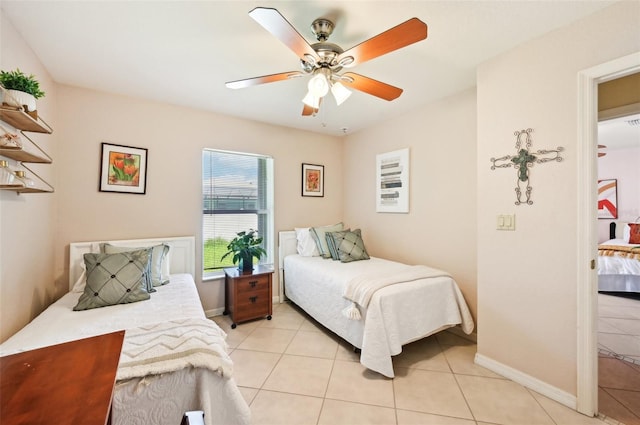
[[597, 293, 640, 425], [212, 302, 613, 425]]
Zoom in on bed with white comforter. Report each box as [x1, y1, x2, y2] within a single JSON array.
[[0, 236, 250, 425], [279, 231, 474, 378], [598, 222, 640, 293]]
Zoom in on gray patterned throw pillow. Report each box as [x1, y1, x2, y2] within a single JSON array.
[[73, 249, 151, 311], [328, 229, 370, 263]]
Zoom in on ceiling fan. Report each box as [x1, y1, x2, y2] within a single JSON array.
[[225, 7, 428, 116], [598, 144, 607, 157]]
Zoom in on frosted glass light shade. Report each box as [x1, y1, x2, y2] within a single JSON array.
[[331, 82, 352, 106], [302, 91, 320, 109], [307, 73, 329, 97]]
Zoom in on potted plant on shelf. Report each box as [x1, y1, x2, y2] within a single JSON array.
[[221, 230, 267, 272], [0, 69, 46, 114]]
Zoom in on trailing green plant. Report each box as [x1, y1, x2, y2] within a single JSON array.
[[220, 230, 266, 265], [0, 69, 45, 99]]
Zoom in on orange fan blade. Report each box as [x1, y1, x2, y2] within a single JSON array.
[[249, 7, 320, 63], [302, 104, 317, 116], [337, 18, 427, 67], [341, 72, 403, 101], [301, 97, 322, 116], [226, 71, 304, 89]]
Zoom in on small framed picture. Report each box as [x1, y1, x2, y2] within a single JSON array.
[[301, 163, 324, 197], [99, 142, 148, 194]]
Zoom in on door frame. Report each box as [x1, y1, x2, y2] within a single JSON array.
[[576, 52, 640, 416]]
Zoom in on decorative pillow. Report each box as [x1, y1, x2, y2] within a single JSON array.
[[325, 229, 350, 260], [102, 243, 170, 288], [629, 223, 640, 244], [328, 229, 370, 263], [310, 223, 344, 258], [73, 249, 151, 311], [294, 228, 320, 257]]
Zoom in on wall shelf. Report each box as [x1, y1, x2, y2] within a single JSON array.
[[0, 105, 52, 134], [0, 86, 54, 194]]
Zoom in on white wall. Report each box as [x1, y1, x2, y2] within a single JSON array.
[[597, 146, 640, 242], [477, 1, 640, 397], [343, 88, 478, 321]]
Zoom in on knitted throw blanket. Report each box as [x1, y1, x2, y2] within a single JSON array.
[[342, 265, 451, 320], [116, 318, 232, 381], [599, 244, 640, 261]]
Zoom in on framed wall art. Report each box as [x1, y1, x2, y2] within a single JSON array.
[[99, 142, 148, 194], [376, 148, 409, 213], [597, 179, 617, 219], [301, 163, 324, 197]]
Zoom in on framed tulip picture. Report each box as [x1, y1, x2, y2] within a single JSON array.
[[301, 163, 324, 197], [99, 142, 148, 194]]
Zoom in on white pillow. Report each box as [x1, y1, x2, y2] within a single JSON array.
[[295, 228, 320, 257], [71, 242, 100, 293], [71, 264, 87, 293], [623, 223, 631, 242]]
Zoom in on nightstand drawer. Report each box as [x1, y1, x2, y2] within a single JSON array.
[[235, 275, 270, 294], [235, 288, 270, 308]]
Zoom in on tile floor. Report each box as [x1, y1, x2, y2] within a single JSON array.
[[212, 302, 614, 425], [597, 293, 640, 425]]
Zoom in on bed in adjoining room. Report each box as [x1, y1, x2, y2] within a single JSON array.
[[0, 236, 250, 425], [598, 222, 640, 294], [278, 225, 474, 378]]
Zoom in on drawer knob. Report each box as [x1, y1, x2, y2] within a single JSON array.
[[249, 280, 258, 288], [249, 296, 258, 303]]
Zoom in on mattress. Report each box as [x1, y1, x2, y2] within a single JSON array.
[[0, 274, 251, 425], [283, 254, 474, 378], [598, 239, 640, 293]]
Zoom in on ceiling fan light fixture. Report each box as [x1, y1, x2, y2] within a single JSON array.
[[302, 91, 320, 109], [307, 71, 330, 97], [331, 81, 351, 106]]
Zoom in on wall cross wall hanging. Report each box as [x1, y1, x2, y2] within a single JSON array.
[[490, 129, 563, 205]]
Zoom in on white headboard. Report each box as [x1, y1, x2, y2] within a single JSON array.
[[278, 231, 298, 270], [277, 231, 298, 302], [69, 236, 196, 291]]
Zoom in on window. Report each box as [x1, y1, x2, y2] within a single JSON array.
[[202, 149, 273, 278]]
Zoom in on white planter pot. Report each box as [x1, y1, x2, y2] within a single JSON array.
[[1, 89, 37, 112]]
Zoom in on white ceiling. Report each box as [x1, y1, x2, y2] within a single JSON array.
[[1, 0, 621, 137], [599, 113, 640, 151]]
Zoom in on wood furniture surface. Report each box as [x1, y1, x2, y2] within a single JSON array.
[[0, 330, 125, 425], [224, 265, 273, 328]]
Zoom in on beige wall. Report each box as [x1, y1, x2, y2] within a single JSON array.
[[53, 85, 343, 315], [0, 13, 59, 342], [0, 10, 344, 341], [343, 89, 478, 321], [476, 1, 640, 396]]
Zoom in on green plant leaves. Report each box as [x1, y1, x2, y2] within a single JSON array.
[[0, 68, 46, 99]]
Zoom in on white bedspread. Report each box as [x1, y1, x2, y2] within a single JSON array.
[[0, 274, 251, 425], [598, 239, 640, 292], [284, 255, 474, 377]]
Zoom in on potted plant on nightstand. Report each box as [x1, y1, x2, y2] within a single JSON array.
[[0, 69, 46, 115], [221, 229, 266, 272]]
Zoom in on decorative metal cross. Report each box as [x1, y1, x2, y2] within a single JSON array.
[[490, 129, 563, 205]]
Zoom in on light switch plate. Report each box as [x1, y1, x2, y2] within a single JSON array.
[[497, 214, 515, 230]]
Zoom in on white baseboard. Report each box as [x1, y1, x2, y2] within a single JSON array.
[[474, 353, 576, 410], [205, 295, 281, 319]]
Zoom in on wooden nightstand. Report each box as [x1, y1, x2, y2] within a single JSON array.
[[224, 265, 273, 328]]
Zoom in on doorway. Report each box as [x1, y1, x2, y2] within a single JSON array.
[[577, 52, 640, 417]]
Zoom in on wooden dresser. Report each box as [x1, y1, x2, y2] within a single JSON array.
[[0, 330, 124, 425], [224, 265, 273, 328]]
